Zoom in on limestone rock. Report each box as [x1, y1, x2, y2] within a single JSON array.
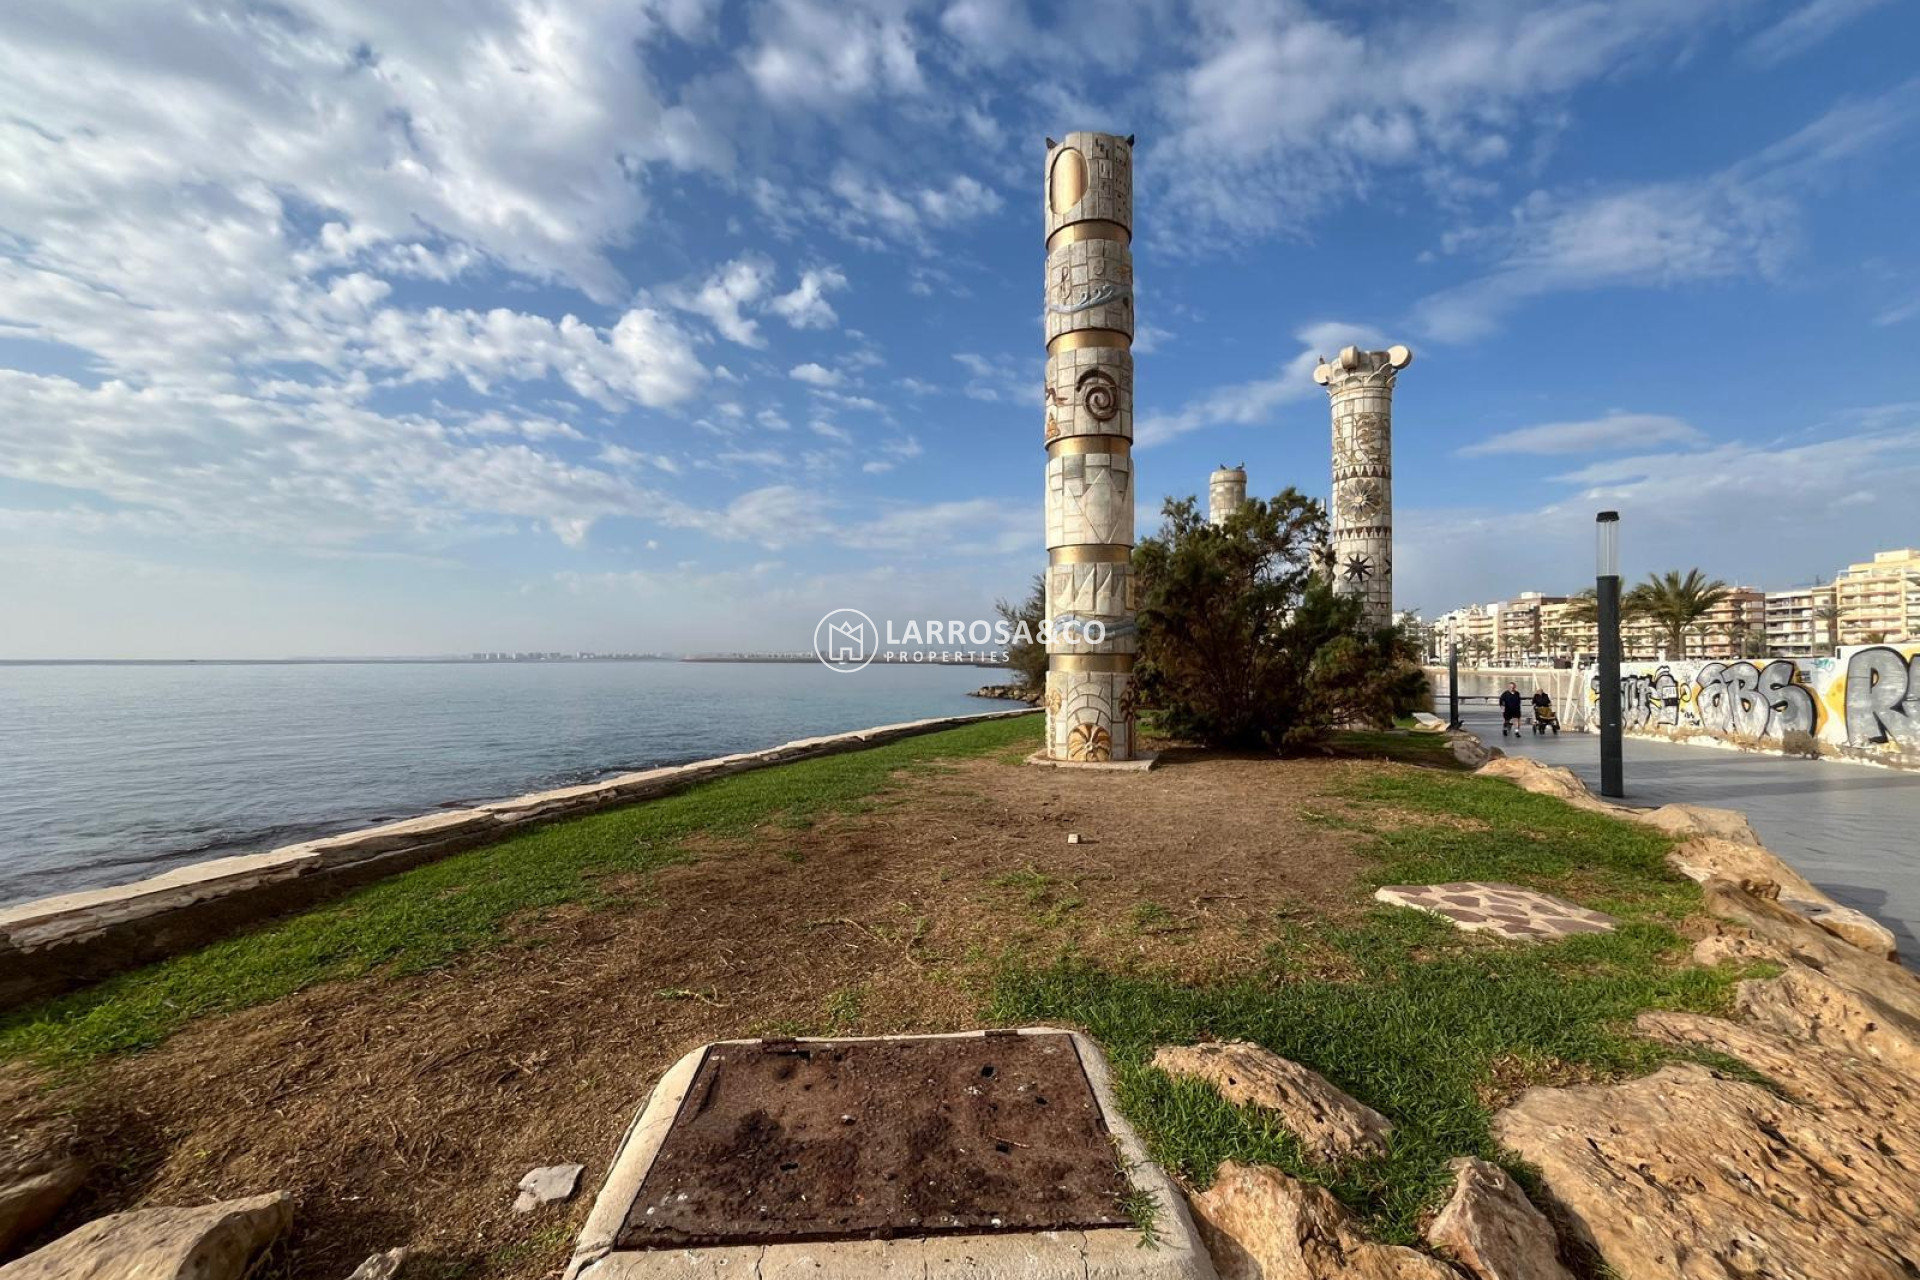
[[0, 1191, 292, 1280], [1151, 1043, 1391, 1166], [345, 1248, 408, 1279], [0, 1129, 84, 1260], [1703, 879, 1920, 1026], [513, 1163, 584, 1213], [1669, 839, 1898, 960], [1447, 735, 1493, 768], [1189, 1162, 1458, 1280], [1473, 756, 1590, 802], [1493, 1060, 1920, 1280], [1782, 895, 1900, 960], [1731, 964, 1920, 1073], [1630, 802, 1761, 846], [1424, 1157, 1572, 1280]]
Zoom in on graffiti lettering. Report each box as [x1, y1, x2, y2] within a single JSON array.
[[1695, 660, 1818, 739], [1844, 646, 1920, 750], [1580, 646, 1920, 764], [1617, 666, 1680, 730]]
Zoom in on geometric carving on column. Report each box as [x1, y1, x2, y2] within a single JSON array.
[[1313, 344, 1411, 631], [1043, 130, 1137, 761]]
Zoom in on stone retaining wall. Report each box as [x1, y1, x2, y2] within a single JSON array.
[[0, 710, 1039, 1010]]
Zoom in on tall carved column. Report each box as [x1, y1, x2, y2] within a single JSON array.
[[1313, 344, 1411, 630], [1209, 465, 1246, 526], [1043, 132, 1137, 763]]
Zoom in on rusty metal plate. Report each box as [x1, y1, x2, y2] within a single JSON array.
[[617, 1032, 1133, 1249]]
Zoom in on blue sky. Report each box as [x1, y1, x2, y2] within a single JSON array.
[[1, 0, 1917, 658]]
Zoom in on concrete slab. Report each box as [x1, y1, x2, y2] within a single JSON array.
[[565, 1029, 1215, 1280]]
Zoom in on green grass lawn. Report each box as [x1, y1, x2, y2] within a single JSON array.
[[0, 715, 1042, 1066], [992, 761, 1761, 1249]]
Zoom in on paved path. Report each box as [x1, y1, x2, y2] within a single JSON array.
[[1457, 707, 1920, 963]]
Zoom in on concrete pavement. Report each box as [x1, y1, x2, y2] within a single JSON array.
[[1458, 707, 1920, 963]]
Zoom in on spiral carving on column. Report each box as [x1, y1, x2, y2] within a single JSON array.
[[1077, 368, 1119, 422]]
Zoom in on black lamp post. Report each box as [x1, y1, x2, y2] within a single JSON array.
[[1445, 616, 1461, 730], [1596, 511, 1624, 798]]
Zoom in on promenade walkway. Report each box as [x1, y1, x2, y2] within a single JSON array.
[[1457, 706, 1920, 964]]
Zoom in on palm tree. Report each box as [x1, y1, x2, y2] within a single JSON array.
[[1814, 602, 1844, 652], [1565, 587, 1598, 626], [1625, 569, 1730, 659]]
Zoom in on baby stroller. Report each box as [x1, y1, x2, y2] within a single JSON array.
[[1533, 702, 1560, 735]]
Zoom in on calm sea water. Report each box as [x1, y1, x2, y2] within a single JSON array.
[[0, 661, 1014, 907]]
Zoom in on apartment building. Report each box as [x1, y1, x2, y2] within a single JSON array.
[[1765, 584, 1836, 658], [1435, 549, 1914, 665], [1693, 587, 1768, 656], [1833, 549, 1920, 645]]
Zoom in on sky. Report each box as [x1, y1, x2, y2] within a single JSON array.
[[2, 0, 1917, 658]]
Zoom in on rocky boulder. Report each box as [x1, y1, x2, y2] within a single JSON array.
[[1728, 963, 1920, 1074], [1473, 756, 1589, 800], [1424, 1156, 1573, 1280], [0, 1191, 292, 1280], [1670, 839, 1898, 960], [1151, 1042, 1392, 1166], [1493, 1056, 1920, 1279], [1629, 802, 1761, 846], [1702, 879, 1920, 1027], [1447, 734, 1496, 768], [1189, 1162, 1459, 1280], [0, 1128, 84, 1260]]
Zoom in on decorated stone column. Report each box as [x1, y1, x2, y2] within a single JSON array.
[[1043, 131, 1137, 763], [1208, 465, 1246, 526], [1314, 345, 1411, 629]]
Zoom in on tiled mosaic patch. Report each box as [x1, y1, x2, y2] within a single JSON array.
[[1373, 882, 1616, 940]]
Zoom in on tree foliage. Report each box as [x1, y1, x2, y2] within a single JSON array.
[[995, 574, 1047, 695], [1132, 491, 1423, 749], [1624, 569, 1730, 659]]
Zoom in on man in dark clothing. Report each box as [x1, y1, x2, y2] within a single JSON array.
[[1499, 682, 1523, 736]]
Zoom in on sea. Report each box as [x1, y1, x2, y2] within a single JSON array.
[[0, 660, 1014, 907]]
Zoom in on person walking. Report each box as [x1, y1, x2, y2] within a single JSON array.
[[1499, 681, 1523, 737]]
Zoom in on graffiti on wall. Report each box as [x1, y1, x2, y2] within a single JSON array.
[[1845, 646, 1920, 752], [1584, 645, 1920, 762]]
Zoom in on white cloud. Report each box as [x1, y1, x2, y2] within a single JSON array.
[[662, 256, 777, 347], [842, 497, 1032, 555], [811, 421, 855, 443], [0, 0, 724, 315], [1744, 0, 1893, 67], [1134, 321, 1385, 448], [742, 0, 925, 109], [1459, 413, 1706, 457], [789, 362, 843, 387], [0, 369, 711, 550], [1413, 84, 1920, 341], [953, 352, 1033, 404], [1148, 0, 1754, 246], [768, 266, 850, 330]]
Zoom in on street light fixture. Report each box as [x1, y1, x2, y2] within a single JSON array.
[[1445, 614, 1461, 731], [1595, 511, 1624, 798]]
